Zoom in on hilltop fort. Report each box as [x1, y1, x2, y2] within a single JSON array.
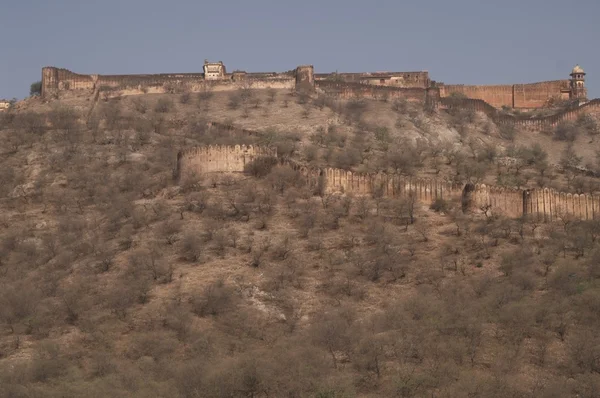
[[41, 61, 588, 110]]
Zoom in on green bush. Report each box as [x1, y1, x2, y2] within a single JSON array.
[[30, 81, 42, 96]]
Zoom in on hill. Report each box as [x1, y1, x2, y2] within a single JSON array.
[[1, 87, 600, 397]]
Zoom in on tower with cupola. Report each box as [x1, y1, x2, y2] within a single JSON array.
[[570, 65, 587, 101]]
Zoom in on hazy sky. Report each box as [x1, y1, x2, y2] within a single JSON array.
[[1, 0, 599, 99]]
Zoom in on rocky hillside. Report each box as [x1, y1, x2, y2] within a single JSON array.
[[1, 88, 600, 397]]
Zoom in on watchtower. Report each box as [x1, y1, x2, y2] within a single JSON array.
[[570, 65, 587, 101]]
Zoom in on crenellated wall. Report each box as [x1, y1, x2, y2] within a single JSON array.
[[319, 168, 464, 201], [523, 188, 600, 222], [41, 63, 589, 115], [464, 183, 600, 221], [439, 97, 600, 129], [467, 184, 524, 218], [175, 144, 600, 222], [175, 145, 277, 181]]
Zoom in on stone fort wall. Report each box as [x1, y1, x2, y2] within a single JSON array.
[[41, 64, 584, 113], [315, 81, 427, 101], [175, 145, 277, 181], [439, 80, 571, 109], [174, 144, 600, 222], [41, 67, 297, 97], [439, 97, 600, 129]]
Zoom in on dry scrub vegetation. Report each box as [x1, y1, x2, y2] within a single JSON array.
[[1, 87, 600, 397]]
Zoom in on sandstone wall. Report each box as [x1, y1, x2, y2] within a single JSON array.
[[41, 67, 296, 97], [524, 188, 600, 221], [439, 97, 600, 130], [513, 80, 570, 109], [440, 84, 514, 108], [320, 168, 463, 201], [316, 81, 427, 101], [440, 80, 571, 109], [175, 145, 277, 180], [175, 143, 600, 222], [314, 72, 429, 88], [468, 184, 524, 218]]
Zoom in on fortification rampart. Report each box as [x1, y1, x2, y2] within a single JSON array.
[[41, 66, 296, 97], [439, 80, 571, 109], [319, 168, 463, 200], [41, 63, 588, 113], [513, 80, 571, 108], [175, 145, 277, 180], [175, 143, 600, 222], [440, 84, 515, 108], [524, 188, 600, 222], [439, 97, 600, 129], [314, 71, 430, 88], [316, 81, 427, 101]]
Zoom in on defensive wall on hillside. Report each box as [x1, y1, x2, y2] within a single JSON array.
[[314, 71, 430, 88], [315, 81, 428, 101], [175, 145, 277, 181], [439, 97, 600, 129], [438, 80, 572, 109], [40, 62, 588, 111], [41, 66, 299, 97], [175, 144, 600, 222]]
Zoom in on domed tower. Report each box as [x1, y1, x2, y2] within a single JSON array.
[[570, 65, 587, 101]]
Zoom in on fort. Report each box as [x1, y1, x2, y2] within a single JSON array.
[[175, 144, 600, 223], [41, 61, 589, 111]]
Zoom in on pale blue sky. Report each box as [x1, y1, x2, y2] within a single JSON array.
[[1, 0, 598, 99]]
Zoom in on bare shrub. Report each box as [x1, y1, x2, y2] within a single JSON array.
[[228, 93, 242, 110], [131, 97, 148, 114], [244, 156, 279, 178], [430, 198, 450, 213], [179, 92, 191, 104], [267, 166, 303, 194], [180, 230, 205, 262], [155, 97, 173, 113], [128, 246, 172, 284], [191, 280, 236, 317], [498, 123, 516, 141], [12, 112, 47, 135], [553, 121, 579, 142]]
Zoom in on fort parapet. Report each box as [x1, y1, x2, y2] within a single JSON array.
[[175, 145, 277, 181], [40, 62, 589, 111], [175, 143, 600, 222]]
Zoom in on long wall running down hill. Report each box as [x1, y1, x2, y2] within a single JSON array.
[[439, 97, 600, 129], [175, 145, 600, 222]]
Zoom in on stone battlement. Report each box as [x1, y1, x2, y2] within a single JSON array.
[[40, 62, 589, 110], [175, 143, 600, 222], [175, 144, 277, 180]]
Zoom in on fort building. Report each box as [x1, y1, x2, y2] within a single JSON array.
[[203, 60, 226, 80], [40, 61, 588, 110], [0, 99, 11, 111]]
